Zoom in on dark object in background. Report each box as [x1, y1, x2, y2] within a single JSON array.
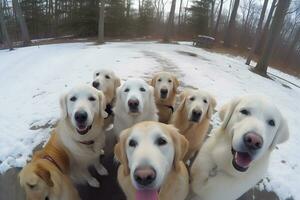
[[192, 35, 215, 48]]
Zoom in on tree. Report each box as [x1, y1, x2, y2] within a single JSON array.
[[223, 0, 240, 47], [188, 0, 211, 35], [209, 0, 215, 35], [253, 0, 291, 76], [12, 0, 31, 46], [285, 26, 300, 63], [0, 0, 13, 50], [245, 0, 269, 65], [213, 0, 223, 37], [163, 0, 176, 42], [98, 0, 105, 43]]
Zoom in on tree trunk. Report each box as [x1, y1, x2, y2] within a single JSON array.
[[223, 0, 240, 47], [98, 0, 105, 44], [163, 0, 176, 42], [178, 0, 183, 26], [253, 0, 291, 76], [285, 26, 300, 63], [12, 0, 31, 46], [245, 0, 269, 65], [0, 1, 13, 50], [213, 0, 223, 37], [209, 0, 215, 35], [226, 0, 233, 24]]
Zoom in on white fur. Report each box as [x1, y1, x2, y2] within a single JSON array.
[[113, 78, 158, 136], [190, 95, 289, 200]]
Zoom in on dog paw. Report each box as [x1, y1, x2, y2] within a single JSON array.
[[88, 177, 100, 188]]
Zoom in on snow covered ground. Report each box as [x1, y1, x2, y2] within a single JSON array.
[[0, 41, 299, 199]]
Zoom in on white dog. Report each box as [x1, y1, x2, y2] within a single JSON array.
[[57, 85, 109, 188], [115, 121, 189, 200], [113, 78, 158, 136], [190, 95, 289, 200]]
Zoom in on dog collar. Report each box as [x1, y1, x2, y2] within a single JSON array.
[[79, 140, 95, 145], [42, 155, 63, 172], [163, 105, 174, 113], [105, 104, 113, 119]]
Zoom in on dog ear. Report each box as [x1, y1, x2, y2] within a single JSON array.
[[207, 94, 217, 119], [35, 164, 54, 187], [172, 76, 179, 93], [167, 125, 189, 171], [176, 92, 187, 112], [59, 93, 68, 119], [149, 74, 158, 87], [98, 91, 108, 118], [270, 116, 289, 150], [220, 98, 240, 130], [114, 77, 121, 90], [114, 128, 131, 176]]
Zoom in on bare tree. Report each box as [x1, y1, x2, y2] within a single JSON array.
[[163, 0, 176, 42], [210, 0, 216, 35], [285, 26, 300, 63], [214, 0, 223, 37], [223, 0, 240, 47], [245, 0, 269, 65], [12, 0, 31, 46], [178, 0, 184, 25], [0, 0, 13, 50], [253, 0, 291, 76], [97, 0, 105, 44]]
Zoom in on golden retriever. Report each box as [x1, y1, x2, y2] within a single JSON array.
[[115, 121, 189, 200], [170, 88, 216, 161], [149, 72, 179, 123]]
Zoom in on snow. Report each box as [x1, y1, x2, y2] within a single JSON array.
[[0, 41, 299, 199]]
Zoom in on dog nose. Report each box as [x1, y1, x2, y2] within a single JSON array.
[[243, 132, 263, 150], [134, 166, 156, 186], [160, 89, 168, 95], [128, 99, 139, 109], [192, 110, 202, 121], [92, 81, 100, 88], [75, 110, 88, 123]]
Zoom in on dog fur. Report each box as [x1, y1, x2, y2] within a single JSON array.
[[115, 121, 189, 200], [149, 72, 179, 123], [170, 88, 216, 161], [190, 95, 289, 200]]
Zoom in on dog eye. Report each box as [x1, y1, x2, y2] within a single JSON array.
[[140, 87, 146, 92], [168, 79, 172, 83], [203, 99, 207, 103], [26, 183, 36, 189], [70, 96, 77, 102], [124, 88, 130, 92], [156, 137, 167, 146], [89, 96, 96, 101], [240, 109, 250, 116], [158, 78, 162, 82], [96, 73, 100, 76], [268, 119, 275, 126], [105, 75, 110, 79], [129, 139, 137, 147], [190, 96, 195, 101], [45, 197, 49, 200]]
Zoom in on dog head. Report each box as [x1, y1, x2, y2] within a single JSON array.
[[149, 72, 179, 101], [60, 85, 107, 136], [19, 162, 58, 200], [115, 78, 155, 115], [92, 69, 121, 103], [115, 121, 188, 197], [177, 89, 216, 123], [219, 95, 289, 172]]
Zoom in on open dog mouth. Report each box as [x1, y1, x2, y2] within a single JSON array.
[[136, 189, 159, 200], [76, 124, 92, 135], [231, 148, 252, 172]]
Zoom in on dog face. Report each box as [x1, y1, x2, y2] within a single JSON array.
[[19, 163, 54, 200], [92, 69, 121, 98], [220, 95, 289, 172], [150, 72, 179, 100], [115, 122, 188, 193], [60, 85, 107, 135], [116, 79, 155, 115], [178, 89, 216, 123]]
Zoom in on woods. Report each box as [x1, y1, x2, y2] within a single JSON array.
[[0, 0, 299, 74]]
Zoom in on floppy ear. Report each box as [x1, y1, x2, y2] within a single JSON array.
[[172, 76, 179, 93], [220, 98, 240, 130], [207, 95, 217, 119], [167, 125, 189, 171], [270, 117, 289, 150], [149, 74, 157, 87], [114, 77, 121, 90], [98, 91, 108, 118], [176, 92, 187, 112], [59, 93, 68, 119], [35, 164, 54, 187], [114, 129, 131, 176]]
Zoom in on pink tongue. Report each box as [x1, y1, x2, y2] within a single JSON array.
[[136, 190, 158, 200], [235, 152, 252, 168]]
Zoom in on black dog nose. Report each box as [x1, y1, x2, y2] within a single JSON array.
[[134, 167, 156, 186], [92, 81, 100, 88], [160, 89, 168, 95], [192, 110, 202, 120], [128, 99, 139, 109], [243, 132, 263, 150], [75, 110, 88, 123]]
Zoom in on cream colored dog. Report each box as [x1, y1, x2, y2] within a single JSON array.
[[190, 95, 289, 200], [149, 72, 179, 123], [57, 85, 108, 188], [115, 121, 189, 200], [170, 88, 216, 161]]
